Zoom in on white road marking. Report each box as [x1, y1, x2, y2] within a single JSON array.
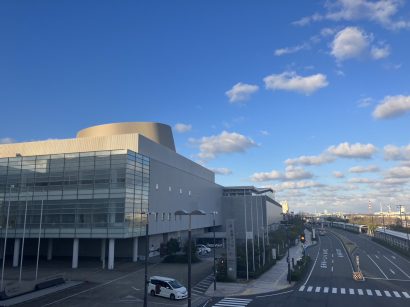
[[393, 291, 401, 298], [357, 289, 363, 295], [315, 286, 321, 293], [349, 288, 354, 295], [132, 287, 140, 291], [366, 289, 372, 296], [324, 287, 329, 293], [402, 291, 410, 298], [332, 288, 337, 294], [341, 288, 346, 294], [383, 255, 410, 279], [299, 286, 305, 292], [367, 254, 389, 279], [389, 269, 396, 275], [392, 255, 396, 259], [375, 290, 382, 296], [331, 266, 333, 272], [375, 255, 379, 259], [384, 290, 392, 297], [307, 286, 313, 292]]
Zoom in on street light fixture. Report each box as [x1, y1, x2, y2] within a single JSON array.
[[209, 211, 218, 291], [175, 209, 206, 307]]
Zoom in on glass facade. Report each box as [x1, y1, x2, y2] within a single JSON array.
[[0, 149, 149, 239]]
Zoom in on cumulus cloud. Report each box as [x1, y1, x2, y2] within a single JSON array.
[[284, 166, 314, 180], [264, 71, 328, 95], [331, 27, 370, 61], [293, 0, 410, 30], [333, 171, 345, 178], [349, 165, 379, 173], [190, 131, 257, 160], [174, 123, 192, 133], [385, 166, 410, 178], [250, 166, 313, 182], [0, 137, 14, 144], [384, 144, 410, 161], [260, 130, 270, 136], [250, 170, 283, 182], [225, 82, 259, 103], [371, 45, 390, 59], [327, 142, 377, 159], [372, 95, 410, 119], [285, 154, 335, 166], [347, 177, 375, 184], [272, 180, 324, 192], [210, 167, 232, 175]]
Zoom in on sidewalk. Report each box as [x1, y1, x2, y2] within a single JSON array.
[[204, 229, 314, 297]]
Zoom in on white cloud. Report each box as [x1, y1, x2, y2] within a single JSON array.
[[384, 144, 410, 161], [250, 170, 283, 182], [331, 27, 370, 61], [284, 166, 313, 180], [0, 137, 14, 144], [293, 0, 410, 30], [210, 167, 232, 175], [272, 180, 324, 192], [348, 177, 375, 184], [260, 130, 270, 136], [357, 97, 373, 108], [285, 154, 335, 166], [385, 166, 410, 178], [225, 82, 259, 103], [349, 165, 380, 173], [372, 95, 410, 119], [274, 44, 308, 56], [250, 166, 313, 182], [327, 142, 377, 159], [174, 123, 192, 133], [190, 131, 257, 160], [333, 171, 345, 178], [264, 71, 328, 95], [371, 45, 390, 59]]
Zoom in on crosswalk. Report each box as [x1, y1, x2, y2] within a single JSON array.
[[192, 274, 214, 295], [299, 285, 410, 299], [212, 297, 253, 307]]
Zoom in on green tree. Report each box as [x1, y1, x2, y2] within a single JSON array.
[[166, 238, 180, 255]]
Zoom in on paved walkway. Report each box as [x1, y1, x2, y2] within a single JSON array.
[[205, 229, 314, 297]]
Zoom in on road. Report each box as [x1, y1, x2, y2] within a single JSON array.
[[209, 228, 410, 307]]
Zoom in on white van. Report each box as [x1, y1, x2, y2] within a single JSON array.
[[148, 276, 187, 300]]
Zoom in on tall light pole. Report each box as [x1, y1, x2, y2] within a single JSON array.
[[210, 211, 218, 291], [1, 185, 14, 292], [143, 211, 156, 307], [175, 209, 206, 307]]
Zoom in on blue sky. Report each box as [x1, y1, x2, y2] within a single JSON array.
[[1, 0, 410, 214]]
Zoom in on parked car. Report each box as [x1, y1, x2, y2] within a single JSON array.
[[196, 244, 211, 254], [319, 229, 326, 236], [148, 276, 187, 300]]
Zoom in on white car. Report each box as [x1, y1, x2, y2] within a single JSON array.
[[148, 276, 187, 300], [196, 244, 211, 254]]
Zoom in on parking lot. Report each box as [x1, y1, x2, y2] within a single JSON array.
[[1, 250, 219, 307]]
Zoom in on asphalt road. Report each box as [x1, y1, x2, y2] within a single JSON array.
[[209, 228, 410, 307]]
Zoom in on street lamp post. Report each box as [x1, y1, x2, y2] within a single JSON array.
[[143, 211, 156, 307], [210, 211, 218, 291], [175, 209, 206, 307], [1, 185, 14, 292]]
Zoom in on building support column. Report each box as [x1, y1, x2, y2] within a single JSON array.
[[13, 239, 21, 267], [72, 238, 79, 269], [108, 239, 115, 270], [133, 237, 138, 262], [0, 239, 3, 260], [101, 239, 106, 269], [47, 239, 53, 261]]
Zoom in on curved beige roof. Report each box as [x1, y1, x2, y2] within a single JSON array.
[[77, 122, 176, 151]]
